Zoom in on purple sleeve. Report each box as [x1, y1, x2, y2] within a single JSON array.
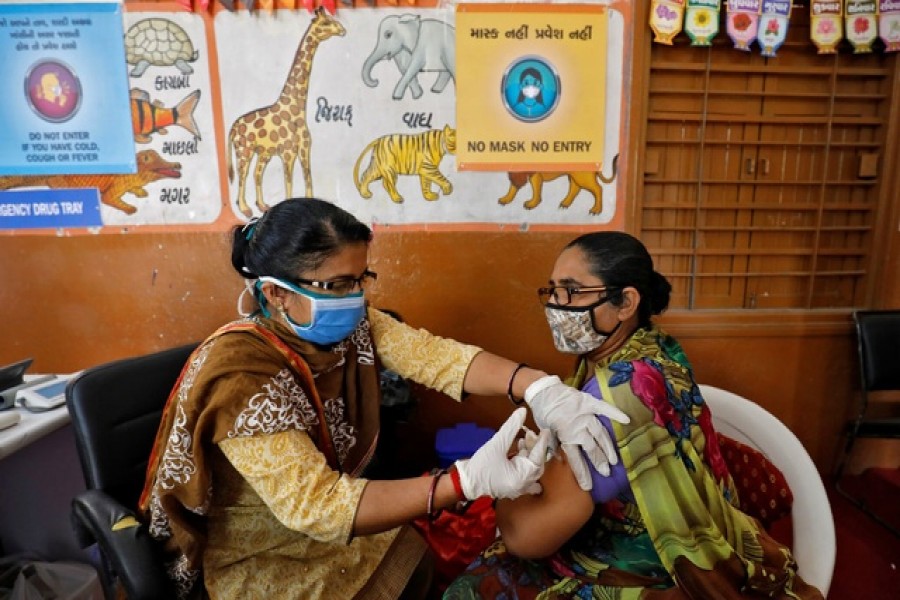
[[580, 378, 634, 504]]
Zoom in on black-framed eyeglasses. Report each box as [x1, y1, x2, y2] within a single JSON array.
[[538, 285, 608, 306], [294, 269, 378, 296]]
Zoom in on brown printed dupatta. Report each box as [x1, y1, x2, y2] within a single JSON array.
[[138, 316, 382, 597]]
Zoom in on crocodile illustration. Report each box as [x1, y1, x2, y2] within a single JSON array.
[[0, 150, 181, 215]]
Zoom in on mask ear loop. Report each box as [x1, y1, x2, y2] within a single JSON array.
[[236, 280, 255, 317], [236, 279, 271, 318]]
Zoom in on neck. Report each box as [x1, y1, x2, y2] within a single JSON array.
[[585, 320, 638, 366]]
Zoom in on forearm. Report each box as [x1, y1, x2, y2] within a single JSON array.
[[461, 351, 547, 400], [353, 472, 461, 536]]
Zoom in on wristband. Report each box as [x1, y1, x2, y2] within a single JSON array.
[[427, 468, 447, 522], [507, 363, 529, 406]]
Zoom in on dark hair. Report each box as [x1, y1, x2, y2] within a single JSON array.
[[566, 231, 671, 328], [231, 198, 372, 281], [516, 67, 544, 105]]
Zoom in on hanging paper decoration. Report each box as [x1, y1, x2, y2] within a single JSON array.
[[811, 0, 844, 53], [685, 0, 722, 46], [879, 0, 900, 51], [845, 0, 878, 52], [727, 0, 761, 50], [757, 0, 792, 57], [650, 0, 686, 44]]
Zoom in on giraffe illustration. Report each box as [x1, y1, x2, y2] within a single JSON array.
[[226, 7, 345, 218]]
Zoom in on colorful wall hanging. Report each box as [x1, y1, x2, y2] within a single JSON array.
[[650, 0, 686, 44], [811, 0, 844, 53], [879, 0, 900, 51], [757, 0, 792, 57], [845, 0, 878, 52], [685, 0, 721, 46], [727, 0, 761, 50]]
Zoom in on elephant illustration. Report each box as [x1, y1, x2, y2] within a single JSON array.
[[361, 14, 455, 101]]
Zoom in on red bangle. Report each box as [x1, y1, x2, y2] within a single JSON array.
[[449, 466, 464, 501], [426, 469, 447, 522]]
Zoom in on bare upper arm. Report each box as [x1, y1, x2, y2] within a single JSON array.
[[495, 451, 595, 559]]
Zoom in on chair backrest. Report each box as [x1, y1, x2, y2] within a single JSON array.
[[854, 310, 900, 392], [697, 384, 835, 596], [66, 343, 197, 508]]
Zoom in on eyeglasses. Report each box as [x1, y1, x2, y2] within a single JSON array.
[[538, 285, 608, 306], [293, 269, 378, 297]]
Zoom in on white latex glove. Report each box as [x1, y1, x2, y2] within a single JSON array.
[[524, 375, 630, 490], [456, 407, 551, 500]]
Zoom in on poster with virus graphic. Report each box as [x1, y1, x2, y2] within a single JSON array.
[[0, 0, 135, 179]]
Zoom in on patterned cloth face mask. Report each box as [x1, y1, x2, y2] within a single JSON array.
[[544, 298, 618, 354], [258, 276, 366, 345]]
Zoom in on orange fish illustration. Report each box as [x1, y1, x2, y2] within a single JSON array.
[[130, 88, 201, 144]]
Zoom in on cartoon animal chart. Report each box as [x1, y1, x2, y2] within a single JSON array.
[[217, 6, 625, 225], [109, 10, 220, 226]]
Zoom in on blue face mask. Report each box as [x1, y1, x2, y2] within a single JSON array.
[[257, 276, 366, 345]]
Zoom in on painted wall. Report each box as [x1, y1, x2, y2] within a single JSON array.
[[1, 1, 898, 477], [2, 227, 896, 473]]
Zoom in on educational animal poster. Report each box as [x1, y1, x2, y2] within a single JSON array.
[[216, 6, 626, 226], [107, 8, 220, 226], [1, 3, 630, 233]]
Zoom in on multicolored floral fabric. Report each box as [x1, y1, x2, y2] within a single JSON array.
[[444, 327, 823, 600]]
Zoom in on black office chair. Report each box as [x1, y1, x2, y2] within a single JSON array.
[[834, 310, 900, 536], [65, 343, 198, 599]]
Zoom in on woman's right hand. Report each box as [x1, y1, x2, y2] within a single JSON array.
[[455, 407, 550, 500]]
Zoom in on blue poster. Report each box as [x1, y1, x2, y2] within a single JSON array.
[[0, 0, 135, 176]]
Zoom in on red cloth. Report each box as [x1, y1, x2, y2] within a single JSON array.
[[412, 496, 497, 590], [717, 432, 793, 528]]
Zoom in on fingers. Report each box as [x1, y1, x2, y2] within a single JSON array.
[[493, 406, 527, 450], [588, 400, 630, 424], [582, 442, 612, 478], [526, 428, 551, 464], [562, 444, 595, 489], [583, 418, 619, 466]]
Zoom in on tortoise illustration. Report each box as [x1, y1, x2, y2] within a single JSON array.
[[125, 18, 198, 77]]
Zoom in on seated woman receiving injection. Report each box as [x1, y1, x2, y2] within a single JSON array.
[[138, 198, 628, 599], [445, 232, 824, 599]]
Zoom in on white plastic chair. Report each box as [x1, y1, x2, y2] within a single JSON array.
[[698, 384, 836, 596]]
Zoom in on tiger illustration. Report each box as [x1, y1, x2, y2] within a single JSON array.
[[353, 125, 456, 203]]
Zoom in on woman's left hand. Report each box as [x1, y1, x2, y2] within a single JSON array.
[[455, 407, 551, 500], [524, 375, 630, 490]]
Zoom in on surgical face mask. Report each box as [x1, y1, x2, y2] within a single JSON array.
[[522, 85, 540, 99], [259, 276, 366, 345], [544, 298, 617, 354]]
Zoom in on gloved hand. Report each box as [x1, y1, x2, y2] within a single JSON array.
[[524, 375, 630, 490], [456, 407, 551, 500]]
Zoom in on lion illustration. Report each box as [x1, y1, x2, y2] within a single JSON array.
[[498, 154, 619, 215]]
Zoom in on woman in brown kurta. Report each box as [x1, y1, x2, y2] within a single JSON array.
[[139, 198, 629, 599]]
